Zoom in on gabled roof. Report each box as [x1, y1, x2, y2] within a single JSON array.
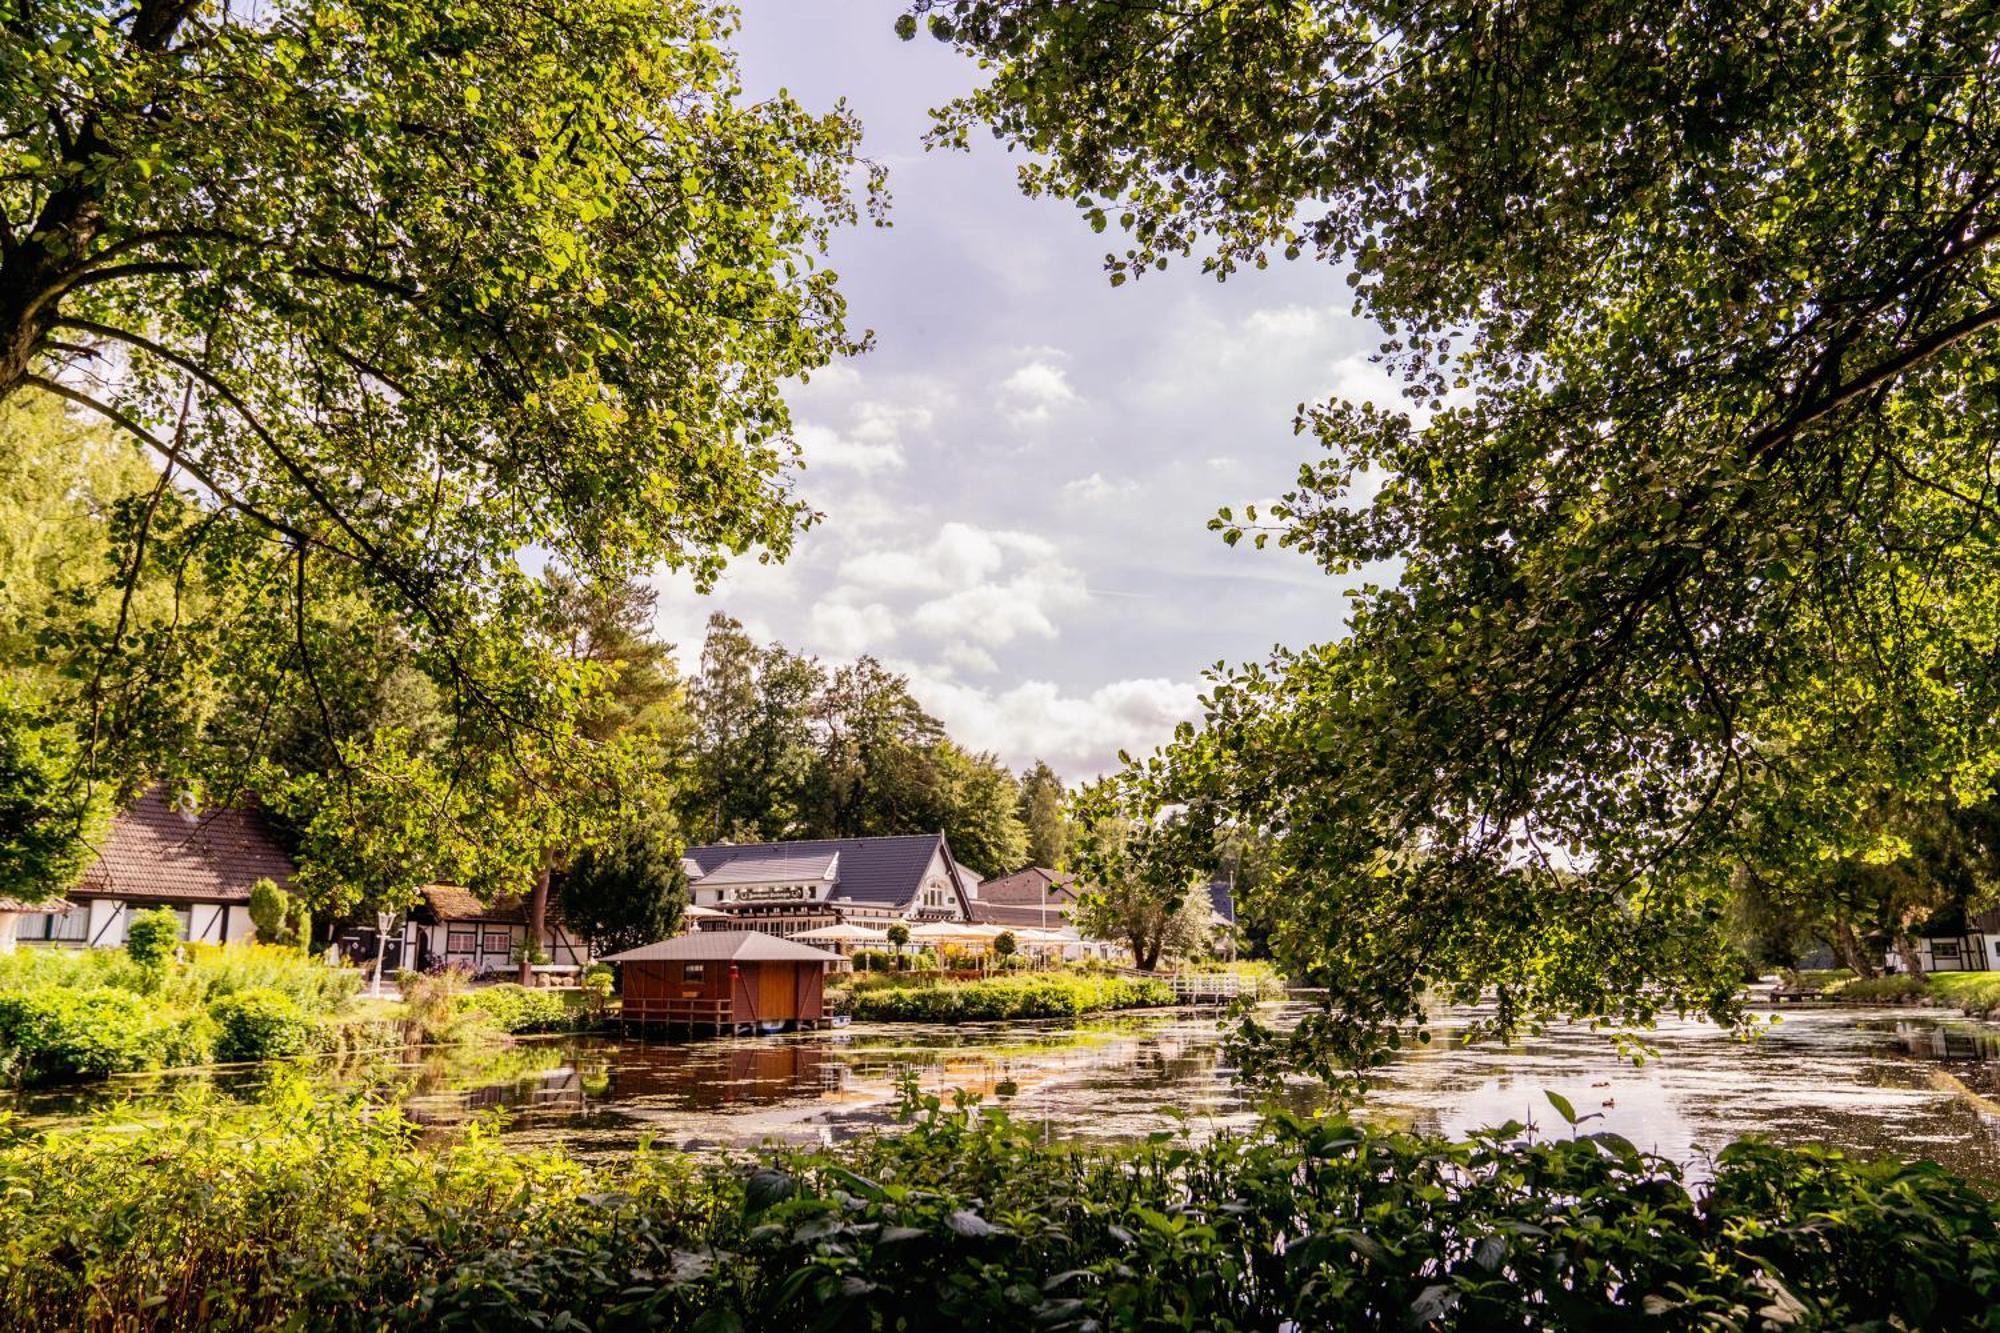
[[684, 834, 967, 913], [604, 931, 843, 964], [75, 788, 296, 904], [980, 867, 1080, 906], [692, 850, 839, 887]]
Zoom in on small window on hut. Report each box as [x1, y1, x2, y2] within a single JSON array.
[[683, 963, 705, 981], [447, 930, 476, 953], [483, 931, 512, 954]]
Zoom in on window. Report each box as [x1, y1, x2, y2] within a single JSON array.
[[21, 910, 86, 942], [684, 963, 706, 981], [447, 930, 476, 954], [483, 930, 513, 955]]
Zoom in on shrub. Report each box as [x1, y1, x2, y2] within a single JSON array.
[[458, 983, 590, 1035], [848, 972, 1172, 1023], [3, 1087, 1999, 1330], [0, 986, 207, 1084], [209, 988, 312, 1062], [247, 878, 310, 948], [1832, 974, 1929, 1002], [123, 907, 181, 967]]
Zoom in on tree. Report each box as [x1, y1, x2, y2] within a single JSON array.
[[1016, 760, 1068, 870], [248, 877, 310, 949], [0, 0, 874, 882], [930, 745, 1027, 879], [992, 930, 1017, 962], [561, 820, 689, 957], [687, 614, 823, 842], [124, 906, 180, 967], [1070, 782, 1216, 972], [911, 1, 2000, 1074], [886, 921, 910, 951], [0, 684, 111, 902]]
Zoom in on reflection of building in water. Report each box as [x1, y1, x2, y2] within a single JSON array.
[[1888, 1019, 2000, 1063]]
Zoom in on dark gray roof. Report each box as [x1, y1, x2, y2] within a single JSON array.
[[603, 932, 843, 964], [1208, 881, 1236, 925], [683, 834, 966, 912]]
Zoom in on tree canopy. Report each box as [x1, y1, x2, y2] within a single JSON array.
[[909, 1, 2000, 1074], [0, 0, 876, 899]]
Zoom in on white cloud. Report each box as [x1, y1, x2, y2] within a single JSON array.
[[839, 521, 1032, 594], [941, 642, 998, 674], [999, 350, 1079, 427], [896, 668, 1203, 775], [809, 599, 896, 657], [798, 421, 905, 475], [911, 572, 1086, 647], [1060, 471, 1139, 504]]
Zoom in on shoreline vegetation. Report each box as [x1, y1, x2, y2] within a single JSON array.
[[1776, 969, 2000, 1018], [0, 949, 1280, 1088], [3, 1077, 1996, 1329]]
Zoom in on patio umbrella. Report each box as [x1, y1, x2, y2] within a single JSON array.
[[907, 920, 977, 942], [682, 903, 725, 918], [794, 923, 891, 945]]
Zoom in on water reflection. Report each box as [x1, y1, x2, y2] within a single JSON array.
[[11, 1004, 2000, 1183]]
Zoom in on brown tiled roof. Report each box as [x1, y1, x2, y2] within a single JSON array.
[[0, 897, 72, 913], [968, 900, 1070, 929], [979, 867, 1081, 906], [75, 789, 295, 904]]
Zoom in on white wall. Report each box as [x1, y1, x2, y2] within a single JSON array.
[[0, 912, 19, 954]]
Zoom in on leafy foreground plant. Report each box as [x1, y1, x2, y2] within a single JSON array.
[[3, 1079, 1996, 1331]]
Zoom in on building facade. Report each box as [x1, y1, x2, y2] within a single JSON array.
[[682, 833, 974, 937], [5, 788, 291, 952]]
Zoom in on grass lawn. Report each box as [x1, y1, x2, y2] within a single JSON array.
[[1923, 972, 2000, 1013]]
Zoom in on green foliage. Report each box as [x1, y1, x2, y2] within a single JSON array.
[[1070, 788, 1217, 971], [457, 984, 595, 1036], [0, 943, 357, 1082], [247, 878, 311, 949], [122, 907, 181, 968], [0, 986, 208, 1084], [1016, 759, 1069, 870], [848, 972, 1172, 1022], [886, 921, 911, 950], [0, 0, 878, 918], [992, 930, 1017, 959], [561, 819, 688, 956], [682, 615, 1028, 873], [0, 683, 110, 903], [1833, 975, 1931, 1004], [209, 988, 312, 1063], [6, 1085, 2000, 1329], [910, 0, 2000, 1074]]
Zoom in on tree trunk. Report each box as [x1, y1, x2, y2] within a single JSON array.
[[1831, 920, 1877, 979], [520, 861, 552, 986], [1893, 927, 1926, 980]]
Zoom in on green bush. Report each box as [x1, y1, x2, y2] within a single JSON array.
[[123, 907, 181, 967], [209, 988, 313, 1062], [848, 972, 1173, 1022], [458, 983, 592, 1034], [3, 1085, 1999, 1330], [0, 986, 209, 1084]]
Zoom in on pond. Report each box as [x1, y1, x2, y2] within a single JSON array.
[[11, 1003, 2000, 1185]]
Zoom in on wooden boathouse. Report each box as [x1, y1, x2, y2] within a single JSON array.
[[606, 932, 842, 1035]]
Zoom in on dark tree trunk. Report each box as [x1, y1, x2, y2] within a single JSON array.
[[1831, 921, 1877, 979], [520, 861, 552, 985]]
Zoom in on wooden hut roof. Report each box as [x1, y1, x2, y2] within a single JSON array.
[[603, 932, 843, 964]]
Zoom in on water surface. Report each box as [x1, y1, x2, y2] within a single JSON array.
[[12, 1004, 2000, 1183]]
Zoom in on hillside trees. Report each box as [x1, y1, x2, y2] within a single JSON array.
[[911, 0, 2000, 1073], [0, 0, 874, 898]]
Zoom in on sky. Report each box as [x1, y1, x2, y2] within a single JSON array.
[[648, 2, 1393, 780]]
